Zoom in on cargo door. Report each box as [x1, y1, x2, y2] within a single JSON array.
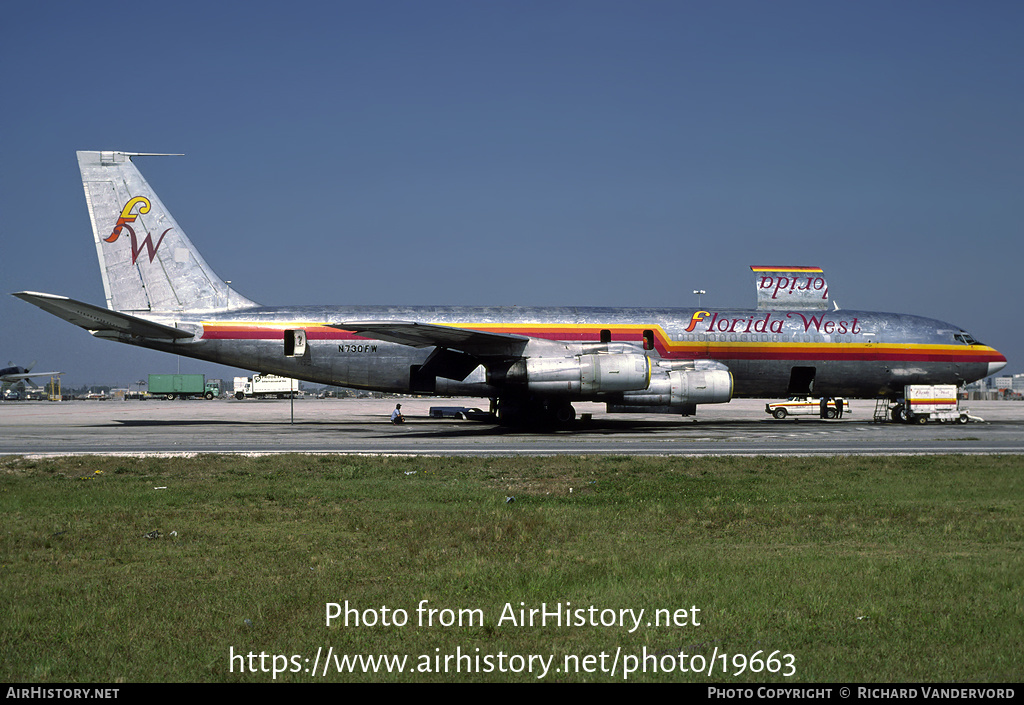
[[787, 366, 816, 396]]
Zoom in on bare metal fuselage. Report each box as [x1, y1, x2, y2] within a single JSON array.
[[13, 151, 1007, 420], [124, 303, 1001, 402]]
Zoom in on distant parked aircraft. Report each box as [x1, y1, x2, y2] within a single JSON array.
[[1, 362, 61, 389]]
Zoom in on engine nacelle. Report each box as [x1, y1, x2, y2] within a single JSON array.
[[504, 353, 651, 396], [615, 368, 733, 408]]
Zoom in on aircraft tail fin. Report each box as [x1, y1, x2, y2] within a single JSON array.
[[77, 151, 258, 314], [751, 265, 829, 311]]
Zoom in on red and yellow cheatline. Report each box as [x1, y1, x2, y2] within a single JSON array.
[[750, 266, 823, 273]]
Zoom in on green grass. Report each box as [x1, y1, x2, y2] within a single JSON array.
[[1, 454, 1021, 682]]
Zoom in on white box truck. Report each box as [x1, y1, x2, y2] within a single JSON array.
[[889, 385, 969, 424], [233, 374, 298, 400]]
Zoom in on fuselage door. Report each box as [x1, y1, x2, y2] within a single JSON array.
[[284, 329, 307, 357], [788, 366, 816, 396]]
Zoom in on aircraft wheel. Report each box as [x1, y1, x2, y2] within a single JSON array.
[[553, 402, 576, 424], [495, 398, 527, 426], [773, 408, 787, 419], [891, 407, 905, 423], [496, 397, 574, 429]]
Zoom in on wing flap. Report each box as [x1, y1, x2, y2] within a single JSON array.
[[13, 291, 194, 340]]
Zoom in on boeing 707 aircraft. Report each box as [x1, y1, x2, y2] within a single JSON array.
[[14, 151, 1007, 424]]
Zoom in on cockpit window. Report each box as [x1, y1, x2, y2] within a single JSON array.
[[954, 332, 980, 345]]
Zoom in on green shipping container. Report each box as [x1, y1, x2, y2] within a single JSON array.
[[148, 374, 209, 399]]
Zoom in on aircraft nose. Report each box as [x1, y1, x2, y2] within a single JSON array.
[[987, 359, 1007, 376]]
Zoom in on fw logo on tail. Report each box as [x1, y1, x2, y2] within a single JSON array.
[[104, 196, 169, 264]]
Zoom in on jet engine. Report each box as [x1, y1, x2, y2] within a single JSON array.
[[609, 368, 733, 414], [502, 353, 651, 395]]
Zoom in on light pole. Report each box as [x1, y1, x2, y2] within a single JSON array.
[[693, 289, 706, 307]]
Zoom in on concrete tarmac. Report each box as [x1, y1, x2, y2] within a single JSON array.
[[2, 397, 1023, 457]]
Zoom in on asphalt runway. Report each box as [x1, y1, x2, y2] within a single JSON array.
[[2, 397, 1023, 457]]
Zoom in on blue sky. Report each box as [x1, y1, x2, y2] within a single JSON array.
[[3, 1, 1021, 388]]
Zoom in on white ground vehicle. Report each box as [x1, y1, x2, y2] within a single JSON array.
[[233, 374, 298, 399], [766, 397, 850, 419], [885, 385, 969, 424]]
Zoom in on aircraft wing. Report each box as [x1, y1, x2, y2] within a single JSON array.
[[2, 372, 62, 381], [327, 320, 530, 356], [13, 292, 194, 340]]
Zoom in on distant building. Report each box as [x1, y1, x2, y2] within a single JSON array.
[[993, 376, 1014, 391]]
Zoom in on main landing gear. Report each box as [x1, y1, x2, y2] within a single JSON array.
[[495, 396, 577, 428]]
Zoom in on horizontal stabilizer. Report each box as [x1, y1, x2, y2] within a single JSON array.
[[328, 320, 529, 356], [751, 266, 829, 311], [13, 292, 194, 340]]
